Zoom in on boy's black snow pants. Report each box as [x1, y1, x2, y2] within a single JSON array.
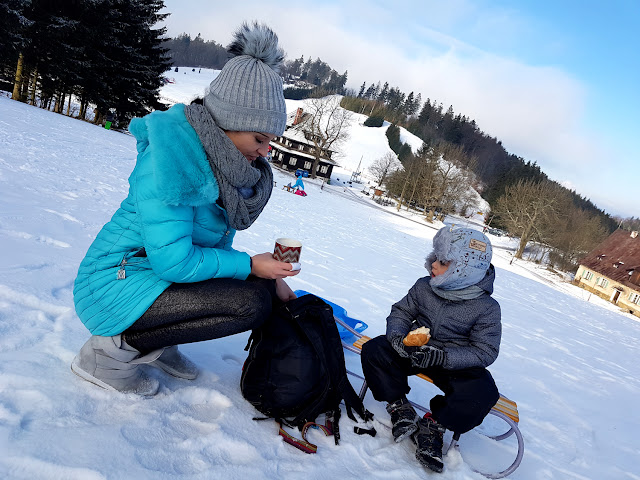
[[361, 335, 499, 434]]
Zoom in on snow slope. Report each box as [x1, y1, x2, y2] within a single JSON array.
[[1, 94, 639, 480]]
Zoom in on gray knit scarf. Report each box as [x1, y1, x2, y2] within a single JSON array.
[[431, 284, 485, 301], [184, 104, 273, 230]]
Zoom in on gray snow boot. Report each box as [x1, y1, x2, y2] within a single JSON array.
[[71, 335, 163, 396], [148, 345, 199, 380], [387, 398, 419, 442]]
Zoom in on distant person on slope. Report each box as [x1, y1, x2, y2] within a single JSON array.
[[293, 174, 305, 191], [361, 227, 501, 473], [71, 22, 298, 396]]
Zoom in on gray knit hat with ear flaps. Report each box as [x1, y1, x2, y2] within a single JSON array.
[[426, 227, 493, 291], [203, 22, 287, 136]]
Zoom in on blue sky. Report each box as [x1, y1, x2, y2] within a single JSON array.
[[160, 0, 639, 218]]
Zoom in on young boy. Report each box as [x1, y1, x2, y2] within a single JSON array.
[[361, 227, 501, 473]]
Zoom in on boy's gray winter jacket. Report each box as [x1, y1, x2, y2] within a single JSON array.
[[386, 265, 501, 370]]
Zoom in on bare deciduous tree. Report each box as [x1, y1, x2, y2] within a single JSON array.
[[294, 93, 352, 178], [546, 199, 608, 271], [384, 141, 478, 220], [368, 152, 401, 186], [494, 179, 564, 258]]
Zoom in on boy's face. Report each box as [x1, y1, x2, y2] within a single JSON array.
[[431, 259, 451, 277]]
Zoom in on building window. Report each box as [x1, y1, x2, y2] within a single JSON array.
[[289, 158, 297, 166], [320, 165, 328, 174], [304, 161, 312, 169], [582, 270, 593, 281], [596, 277, 609, 288], [630, 292, 640, 305]]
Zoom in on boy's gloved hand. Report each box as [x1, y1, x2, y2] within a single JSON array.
[[409, 345, 446, 369], [390, 336, 446, 369]]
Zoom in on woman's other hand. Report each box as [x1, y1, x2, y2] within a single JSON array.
[[250, 252, 300, 279], [275, 278, 297, 302]]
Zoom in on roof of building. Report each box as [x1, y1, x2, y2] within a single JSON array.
[[579, 229, 640, 288], [269, 140, 339, 165], [282, 108, 335, 153]]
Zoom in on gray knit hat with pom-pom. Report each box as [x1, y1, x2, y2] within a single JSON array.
[[203, 22, 287, 136]]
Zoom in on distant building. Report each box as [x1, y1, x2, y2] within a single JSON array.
[[269, 108, 338, 179], [574, 229, 640, 317]]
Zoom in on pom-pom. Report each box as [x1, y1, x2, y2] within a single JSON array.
[[227, 21, 285, 72]]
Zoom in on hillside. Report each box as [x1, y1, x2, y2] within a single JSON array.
[[159, 68, 489, 216], [1, 91, 640, 480]]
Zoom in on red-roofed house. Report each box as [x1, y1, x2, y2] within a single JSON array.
[[575, 229, 640, 317]]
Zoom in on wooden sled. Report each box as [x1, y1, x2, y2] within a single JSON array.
[[336, 318, 524, 479]]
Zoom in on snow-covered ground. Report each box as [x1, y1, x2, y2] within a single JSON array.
[[1, 92, 639, 480]]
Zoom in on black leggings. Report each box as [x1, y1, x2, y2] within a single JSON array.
[[122, 276, 277, 353], [361, 335, 499, 434]]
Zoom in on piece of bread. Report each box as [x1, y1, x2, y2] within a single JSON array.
[[403, 326, 431, 347]]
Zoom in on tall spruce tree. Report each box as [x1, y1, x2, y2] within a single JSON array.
[[0, 0, 30, 72], [94, 0, 171, 123]]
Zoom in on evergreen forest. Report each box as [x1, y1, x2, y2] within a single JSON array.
[[0, 0, 170, 127]]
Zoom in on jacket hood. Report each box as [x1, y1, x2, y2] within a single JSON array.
[[129, 104, 219, 207], [476, 264, 496, 295]]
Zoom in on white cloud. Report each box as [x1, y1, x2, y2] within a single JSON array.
[[159, 0, 636, 218]]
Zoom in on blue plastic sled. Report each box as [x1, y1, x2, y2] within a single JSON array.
[[293, 289, 368, 340]]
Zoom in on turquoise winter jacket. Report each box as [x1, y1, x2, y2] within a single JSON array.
[[73, 104, 252, 336]]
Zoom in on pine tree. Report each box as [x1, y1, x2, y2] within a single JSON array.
[[96, 0, 171, 123], [403, 91, 415, 117], [364, 83, 376, 99], [0, 0, 31, 74], [377, 82, 389, 103]]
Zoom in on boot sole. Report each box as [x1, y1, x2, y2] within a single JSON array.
[[71, 357, 117, 391], [148, 360, 198, 380], [394, 423, 419, 443], [71, 356, 159, 396], [416, 453, 444, 473]]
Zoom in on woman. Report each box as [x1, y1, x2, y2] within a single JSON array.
[[72, 22, 297, 396]]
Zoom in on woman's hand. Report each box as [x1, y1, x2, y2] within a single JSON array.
[[250, 252, 300, 279], [275, 278, 297, 302]]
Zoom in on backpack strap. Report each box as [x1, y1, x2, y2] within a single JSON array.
[[292, 295, 374, 425], [286, 297, 334, 427], [278, 417, 334, 454], [278, 422, 318, 454]]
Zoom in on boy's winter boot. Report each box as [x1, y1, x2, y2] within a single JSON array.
[[71, 335, 163, 396], [148, 345, 199, 380], [412, 413, 446, 473], [386, 398, 419, 442]]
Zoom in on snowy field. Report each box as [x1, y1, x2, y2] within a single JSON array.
[[1, 93, 639, 480]]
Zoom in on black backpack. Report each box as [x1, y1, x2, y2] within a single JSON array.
[[241, 294, 372, 443]]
